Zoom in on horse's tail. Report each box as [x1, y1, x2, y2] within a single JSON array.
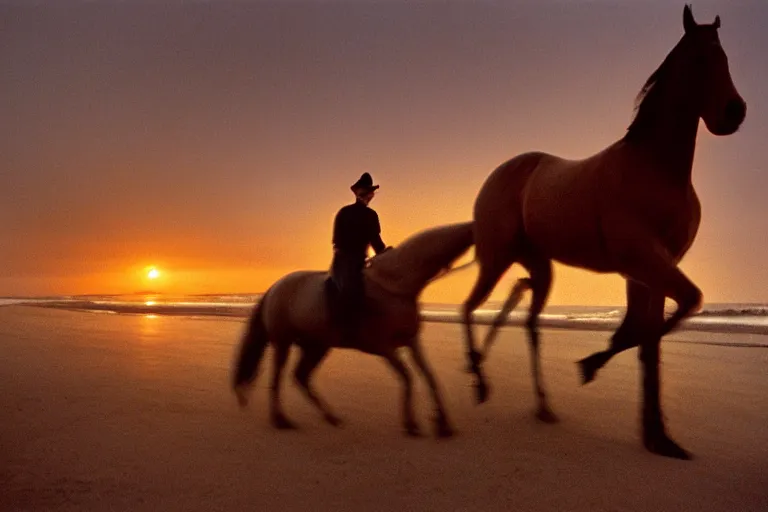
[[232, 296, 269, 407]]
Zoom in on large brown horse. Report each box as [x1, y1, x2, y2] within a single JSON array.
[[232, 222, 474, 438], [460, 5, 746, 459]]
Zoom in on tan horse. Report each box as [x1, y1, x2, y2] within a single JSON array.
[[232, 221, 474, 438], [461, 5, 746, 459]]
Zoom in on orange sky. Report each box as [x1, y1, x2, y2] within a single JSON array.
[[2, 2, 767, 305]]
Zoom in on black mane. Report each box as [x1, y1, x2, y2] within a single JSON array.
[[623, 37, 688, 141]]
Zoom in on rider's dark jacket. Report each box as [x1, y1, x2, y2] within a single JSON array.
[[332, 200, 386, 263]]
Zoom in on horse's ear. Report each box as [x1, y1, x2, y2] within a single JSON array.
[[683, 4, 697, 33], [713, 15, 721, 29]]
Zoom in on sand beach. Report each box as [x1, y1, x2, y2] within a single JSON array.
[[1, 305, 766, 511]]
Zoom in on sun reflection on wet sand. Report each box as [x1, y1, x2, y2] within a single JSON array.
[[138, 313, 160, 343]]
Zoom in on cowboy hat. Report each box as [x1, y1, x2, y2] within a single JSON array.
[[350, 172, 380, 193]]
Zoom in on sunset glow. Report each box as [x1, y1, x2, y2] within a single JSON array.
[[1, 3, 766, 305]]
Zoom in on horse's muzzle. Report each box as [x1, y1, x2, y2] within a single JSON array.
[[713, 98, 746, 135]]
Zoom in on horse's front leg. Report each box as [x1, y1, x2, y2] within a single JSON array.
[[578, 280, 653, 384], [639, 327, 691, 460], [620, 243, 701, 460], [635, 288, 691, 459], [409, 339, 454, 438]]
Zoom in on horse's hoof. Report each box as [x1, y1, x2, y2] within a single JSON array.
[[272, 414, 298, 430], [577, 357, 598, 385], [644, 431, 692, 460], [405, 423, 423, 437], [434, 420, 455, 439], [234, 386, 249, 408], [536, 407, 560, 424], [475, 379, 490, 404], [325, 414, 344, 427]]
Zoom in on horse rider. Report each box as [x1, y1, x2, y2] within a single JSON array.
[[330, 172, 391, 345]]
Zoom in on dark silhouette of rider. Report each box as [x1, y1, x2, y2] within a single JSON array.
[[330, 172, 390, 345]]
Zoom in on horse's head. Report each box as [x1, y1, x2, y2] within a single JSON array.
[[680, 4, 746, 136]]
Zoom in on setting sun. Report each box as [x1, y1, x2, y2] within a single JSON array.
[[147, 268, 160, 280]]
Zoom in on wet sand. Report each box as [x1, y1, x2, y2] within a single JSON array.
[[1, 305, 766, 511]]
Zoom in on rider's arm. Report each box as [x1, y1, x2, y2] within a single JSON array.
[[369, 211, 387, 254], [371, 233, 387, 254]]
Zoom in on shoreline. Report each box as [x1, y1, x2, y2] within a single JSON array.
[[6, 304, 768, 347]]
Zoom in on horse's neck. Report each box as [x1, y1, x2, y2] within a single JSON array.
[[644, 104, 698, 182], [629, 76, 700, 185], [365, 269, 416, 301], [365, 254, 429, 299], [366, 223, 473, 299]]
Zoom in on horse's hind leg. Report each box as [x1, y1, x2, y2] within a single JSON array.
[[461, 252, 515, 404], [409, 340, 454, 438], [270, 341, 296, 429], [478, 277, 532, 363], [293, 343, 342, 427], [521, 257, 558, 423], [381, 349, 420, 437]]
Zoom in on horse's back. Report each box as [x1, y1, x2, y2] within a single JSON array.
[[473, 146, 621, 269]]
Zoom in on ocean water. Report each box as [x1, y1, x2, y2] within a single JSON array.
[[3, 294, 768, 337]]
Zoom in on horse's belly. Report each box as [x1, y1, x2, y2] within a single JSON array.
[[527, 223, 613, 272]]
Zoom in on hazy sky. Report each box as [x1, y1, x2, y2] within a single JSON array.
[[2, 1, 767, 304]]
